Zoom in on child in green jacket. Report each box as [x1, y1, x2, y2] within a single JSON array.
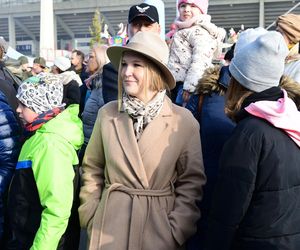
[[4, 73, 84, 250]]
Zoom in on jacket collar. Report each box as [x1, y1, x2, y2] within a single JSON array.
[[113, 96, 173, 188]]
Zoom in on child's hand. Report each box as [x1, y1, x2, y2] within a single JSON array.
[[183, 90, 191, 103]]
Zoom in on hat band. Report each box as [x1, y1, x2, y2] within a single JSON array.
[[126, 42, 166, 65]]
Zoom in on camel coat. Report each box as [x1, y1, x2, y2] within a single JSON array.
[[79, 97, 206, 250]]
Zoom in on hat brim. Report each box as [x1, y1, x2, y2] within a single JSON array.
[[107, 45, 176, 90]]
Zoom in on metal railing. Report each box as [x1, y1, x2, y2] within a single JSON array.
[[266, 2, 300, 30]]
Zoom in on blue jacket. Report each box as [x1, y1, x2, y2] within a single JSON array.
[[81, 73, 104, 144], [187, 66, 235, 250], [0, 90, 21, 241]]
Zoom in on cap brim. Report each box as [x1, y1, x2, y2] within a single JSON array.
[[129, 14, 156, 24], [107, 46, 176, 90]]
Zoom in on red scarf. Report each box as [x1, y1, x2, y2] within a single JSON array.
[[25, 107, 64, 134]]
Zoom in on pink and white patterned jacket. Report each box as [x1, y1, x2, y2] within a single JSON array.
[[168, 15, 225, 93]]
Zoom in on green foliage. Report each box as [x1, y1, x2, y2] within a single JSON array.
[[89, 9, 104, 48]]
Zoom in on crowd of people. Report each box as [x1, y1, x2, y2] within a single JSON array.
[[0, 0, 300, 249]]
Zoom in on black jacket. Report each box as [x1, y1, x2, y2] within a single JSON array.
[[102, 62, 118, 104], [207, 88, 300, 250], [63, 80, 81, 107], [0, 62, 19, 110]]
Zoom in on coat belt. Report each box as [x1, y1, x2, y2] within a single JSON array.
[[92, 182, 175, 250]]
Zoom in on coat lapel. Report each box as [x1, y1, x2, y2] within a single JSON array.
[[113, 112, 149, 188], [138, 97, 173, 157]]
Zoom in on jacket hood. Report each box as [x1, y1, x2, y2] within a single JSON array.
[[245, 88, 300, 148], [37, 104, 83, 150], [59, 71, 83, 86]]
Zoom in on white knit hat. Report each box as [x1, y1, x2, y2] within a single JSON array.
[[229, 31, 289, 92]]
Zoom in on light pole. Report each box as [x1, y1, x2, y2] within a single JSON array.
[[40, 0, 55, 62]]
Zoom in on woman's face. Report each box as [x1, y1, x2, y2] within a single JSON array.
[[121, 52, 157, 103], [87, 51, 98, 73], [179, 3, 201, 21], [16, 102, 38, 125]]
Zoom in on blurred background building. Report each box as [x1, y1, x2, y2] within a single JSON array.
[[0, 0, 299, 56]]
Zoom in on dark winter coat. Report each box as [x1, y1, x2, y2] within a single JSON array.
[[0, 62, 19, 110], [187, 66, 235, 250], [0, 61, 22, 91], [76, 64, 89, 115], [0, 90, 21, 243], [63, 80, 81, 107], [207, 87, 300, 250], [102, 62, 118, 104]]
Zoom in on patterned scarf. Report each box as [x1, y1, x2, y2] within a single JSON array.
[[85, 72, 102, 89], [122, 90, 166, 141], [24, 107, 64, 137]]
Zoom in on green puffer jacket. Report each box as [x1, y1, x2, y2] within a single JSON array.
[[6, 104, 83, 250]]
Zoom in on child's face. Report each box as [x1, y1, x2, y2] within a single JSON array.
[[179, 3, 202, 21], [16, 102, 38, 125]]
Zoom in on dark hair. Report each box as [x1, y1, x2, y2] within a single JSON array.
[[54, 65, 64, 74], [72, 49, 85, 62]]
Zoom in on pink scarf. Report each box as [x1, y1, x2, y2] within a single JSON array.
[[245, 89, 300, 147], [174, 14, 211, 30]]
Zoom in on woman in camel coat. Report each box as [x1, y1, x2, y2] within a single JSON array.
[[79, 31, 206, 250]]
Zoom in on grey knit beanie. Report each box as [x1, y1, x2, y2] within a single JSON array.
[[234, 27, 267, 54], [229, 31, 289, 92]]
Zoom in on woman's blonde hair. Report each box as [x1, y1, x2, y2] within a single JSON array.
[[117, 51, 169, 110], [90, 44, 109, 75]]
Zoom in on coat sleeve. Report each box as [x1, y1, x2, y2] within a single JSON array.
[[169, 116, 206, 245], [0, 102, 20, 238], [30, 141, 75, 250], [79, 109, 105, 228], [183, 27, 215, 93], [206, 128, 260, 250]]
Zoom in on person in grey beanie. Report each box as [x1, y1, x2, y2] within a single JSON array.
[[206, 30, 300, 250], [229, 30, 287, 92]]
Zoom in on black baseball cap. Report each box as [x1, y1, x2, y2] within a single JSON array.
[[128, 3, 159, 24]]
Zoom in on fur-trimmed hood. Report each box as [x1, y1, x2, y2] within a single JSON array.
[[280, 75, 300, 110], [195, 65, 227, 96]]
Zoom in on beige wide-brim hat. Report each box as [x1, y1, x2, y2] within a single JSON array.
[[107, 31, 176, 90]]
